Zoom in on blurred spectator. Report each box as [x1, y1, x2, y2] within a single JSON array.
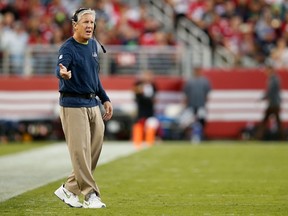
[[196, 0, 215, 32], [207, 11, 229, 48], [234, 0, 250, 22], [186, 0, 207, 26], [182, 66, 212, 143], [133, 70, 159, 147], [134, 70, 158, 122], [116, 3, 141, 46], [280, 11, 288, 40], [269, 37, 288, 68], [246, 0, 263, 24], [132, 70, 158, 146], [239, 23, 259, 65], [0, 14, 3, 61], [256, 64, 284, 140], [164, 0, 189, 28], [0, 120, 23, 143], [221, 0, 237, 19], [50, 25, 64, 44], [46, 0, 70, 28], [1, 18, 28, 74], [59, 0, 81, 17], [222, 15, 244, 65], [254, 6, 277, 58]]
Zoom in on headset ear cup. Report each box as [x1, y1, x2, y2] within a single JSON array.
[[72, 13, 77, 22], [72, 10, 78, 22]]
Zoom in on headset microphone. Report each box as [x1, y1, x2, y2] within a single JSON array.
[[93, 28, 106, 53], [100, 43, 106, 53]]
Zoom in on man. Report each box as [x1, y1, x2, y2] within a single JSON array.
[[134, 70, 157, 121], [54, 8, 113, 208], [132, 70, 158, 146], [182, 66, 211, 142], [256, 65, 283, 140]]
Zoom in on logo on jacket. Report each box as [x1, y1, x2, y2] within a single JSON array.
[[92, 52, 97, 57]]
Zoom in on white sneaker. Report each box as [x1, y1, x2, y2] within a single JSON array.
[[54, 184, 82, 208], [83, 193, 106, 208]]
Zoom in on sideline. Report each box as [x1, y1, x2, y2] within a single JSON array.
[[0, 141, 137, 202]]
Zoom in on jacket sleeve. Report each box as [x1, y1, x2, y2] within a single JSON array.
[[96, 77, 110, 104], [55, 46, 72, 79]]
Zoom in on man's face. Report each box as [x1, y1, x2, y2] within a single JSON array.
[[74, 13, 95, 42]]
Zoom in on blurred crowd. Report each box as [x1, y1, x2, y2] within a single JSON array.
[[166, 0, 288, 67], [0, 0, 179, 75], [1, 0, 288, 70], [0, 0, 175, 57]]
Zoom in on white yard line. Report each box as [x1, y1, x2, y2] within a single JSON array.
[[0, 142, 138, 202]]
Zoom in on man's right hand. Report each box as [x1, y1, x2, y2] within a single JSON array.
[[59, 63, 72, 80]]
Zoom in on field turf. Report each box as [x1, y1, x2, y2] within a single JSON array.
[[0, 141, 52, 156], [0, 141, 287, 215]]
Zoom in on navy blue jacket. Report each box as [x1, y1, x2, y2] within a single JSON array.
[[55, 37, 110, 107]]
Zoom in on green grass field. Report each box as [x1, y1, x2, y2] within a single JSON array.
[[0, 141, 52, 156], [0, 141, 288, 215]]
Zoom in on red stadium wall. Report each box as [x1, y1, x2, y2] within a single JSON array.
[[0, 75, 184, 91], [202, 68, 288, 89], [0, 69, 287, 139], [2, 69, 287, 91], [202, 69, 288, 139]]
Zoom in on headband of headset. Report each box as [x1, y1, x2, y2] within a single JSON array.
[[72, 8, 89, 22]]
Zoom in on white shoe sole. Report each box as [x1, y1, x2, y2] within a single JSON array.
[[83, 204, 106, 208], [83, 200, 106, 208]]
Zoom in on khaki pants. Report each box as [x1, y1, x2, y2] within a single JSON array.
[[60, 106, 104, 197]]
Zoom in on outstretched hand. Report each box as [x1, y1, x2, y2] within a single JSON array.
[[59, 63, 72, 80]]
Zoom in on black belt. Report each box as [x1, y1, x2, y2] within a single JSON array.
[[61, 92, 96, 99]]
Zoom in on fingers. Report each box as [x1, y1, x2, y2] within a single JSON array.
[[59, 64, 71, 80], [59, 63, 65, 69], [102, 102, 113, 121], [103, 109, 113, 121], [102, 112, 112, 121], [60, 71, 72, 80]]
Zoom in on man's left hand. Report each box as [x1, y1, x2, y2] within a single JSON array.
[[103, 101, 113, 121]]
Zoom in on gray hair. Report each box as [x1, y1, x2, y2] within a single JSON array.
[[72, 8, 96, 24]]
